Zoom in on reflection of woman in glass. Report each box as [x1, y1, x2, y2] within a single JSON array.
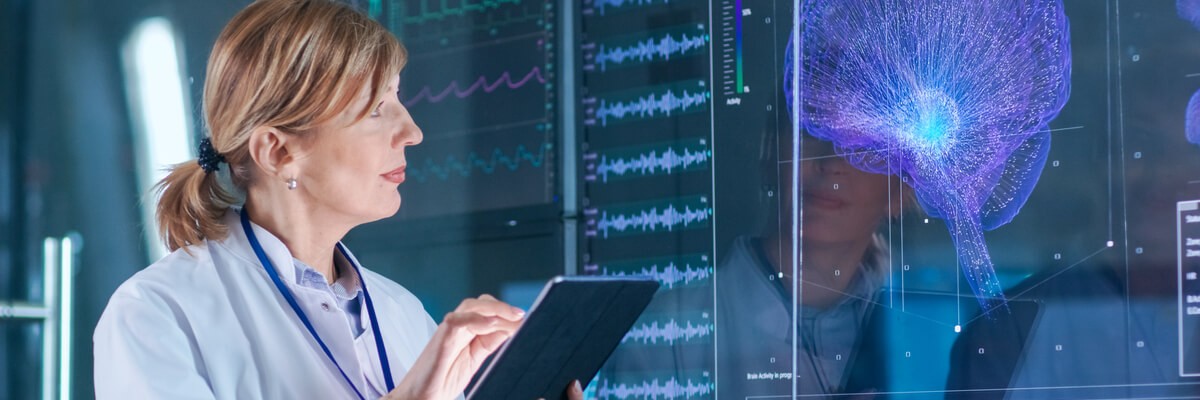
[[714, 130, 910, 398]]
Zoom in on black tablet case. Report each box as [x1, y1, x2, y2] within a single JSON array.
[[467, 276, 660, 400]]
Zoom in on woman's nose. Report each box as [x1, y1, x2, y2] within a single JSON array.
[[406, 123, 424, 146], [815, 156, 848, 175], [394, 115, 423, 148]]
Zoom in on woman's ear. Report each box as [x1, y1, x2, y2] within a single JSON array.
[[247, 126, 295, 179]]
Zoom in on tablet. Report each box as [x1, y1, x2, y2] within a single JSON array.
[[466, 275, 661, 400]]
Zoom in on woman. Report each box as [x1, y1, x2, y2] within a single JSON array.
[[713, 132, 909, 398], [93, 1, 582, 399]]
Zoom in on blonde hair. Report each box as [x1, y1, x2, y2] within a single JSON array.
[[155, 0, 406, 251]]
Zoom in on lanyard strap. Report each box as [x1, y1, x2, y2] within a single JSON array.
[[240, 210, 396, 398]]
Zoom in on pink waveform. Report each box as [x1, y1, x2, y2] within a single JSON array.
[[402, 66, 546, 106]]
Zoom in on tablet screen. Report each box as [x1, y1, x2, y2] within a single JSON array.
[[467, 276, 660, 400]]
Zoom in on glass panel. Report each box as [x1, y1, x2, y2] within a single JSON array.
[[579, 11, 719, 400], [380, 0, 558, 219], [584, 0, 1200, 399], [13, 0, 1200, 398], [345, 0, 564, 318]]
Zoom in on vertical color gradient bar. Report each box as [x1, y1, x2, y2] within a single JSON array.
[[735, 0, 744, 93]]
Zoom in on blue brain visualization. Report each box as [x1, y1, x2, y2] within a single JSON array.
[[1181, 1, 1200, 146], [1190, 90, 1200, 146], [788, 0, 1072, 310], [1180, 0, 1200, 31]]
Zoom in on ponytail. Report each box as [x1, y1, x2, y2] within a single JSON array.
[[154, 160, 238, 251]]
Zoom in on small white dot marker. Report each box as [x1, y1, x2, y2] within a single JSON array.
[[954, 325, 962, 333], [1107, 240, 1114, 247]]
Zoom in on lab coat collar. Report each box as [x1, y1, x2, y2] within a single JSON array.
[[219, 208, 302, 285], [219, 209, 370, 294]]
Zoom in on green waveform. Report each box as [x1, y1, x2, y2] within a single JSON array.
[[369, 0, 382, 19], [402, 0, 524, 24]]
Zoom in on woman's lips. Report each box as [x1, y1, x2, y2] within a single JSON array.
[[382, 167, 406, 184], [805, 192, 847, 209]]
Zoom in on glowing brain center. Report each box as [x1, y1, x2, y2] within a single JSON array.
[[897, 88, 960, 154]]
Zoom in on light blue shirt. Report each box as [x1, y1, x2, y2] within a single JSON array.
[[293, 257, 364, 338], [715, 236, 884, 398]]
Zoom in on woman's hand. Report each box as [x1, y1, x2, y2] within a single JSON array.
[[567, 380, 584, 400], [539, 380, 584, 400], [385, 294, 525, 400]]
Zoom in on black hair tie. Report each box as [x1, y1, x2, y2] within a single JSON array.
[[197, 137, 226, 173]]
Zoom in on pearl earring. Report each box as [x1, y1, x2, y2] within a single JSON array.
[[287, 178, 298, 190]]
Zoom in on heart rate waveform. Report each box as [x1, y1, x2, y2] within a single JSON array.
[[389, 0, 548, 44], [585, 196, 712, 239], [585, 253, 712, 289], [585, 25, 709, 72], [622, 316, 714, 345], [595, 373, 715, 400], [584, 81, 710, 127], [408, 143, 550, 183], [584, 138, 711, 183], [402, 66, 546, 106], [398, 0, 523, 25], [584, 0, 673, 17]]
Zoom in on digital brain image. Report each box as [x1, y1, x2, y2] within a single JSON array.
[[787, 0, 1072, 310]]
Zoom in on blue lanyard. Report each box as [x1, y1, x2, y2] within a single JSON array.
[[239, 210, 396, 399]]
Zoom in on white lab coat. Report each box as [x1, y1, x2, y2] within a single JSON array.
[[94, 210, 438, 399]]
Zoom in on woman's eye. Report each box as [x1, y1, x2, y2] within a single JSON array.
[[370, 102, 384, 117]]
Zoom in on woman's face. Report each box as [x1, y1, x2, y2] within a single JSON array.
[[798, 137, 897, 246], [290, 75, 422, 225]]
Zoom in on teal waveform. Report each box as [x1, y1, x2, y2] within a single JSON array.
[[407, 143, 549, 182], [401, 0, 523, 25]]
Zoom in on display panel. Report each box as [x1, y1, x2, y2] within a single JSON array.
[[378, 0, 557, 218], [578, 0, 718, 398], [356, 0, 1200, 397], [583, 0, 1200, 399], [341, 0, 565, 321]]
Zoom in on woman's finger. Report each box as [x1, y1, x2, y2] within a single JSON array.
[[568, 380, 584, 400], [540, 380, 584, 400], [442, 312, 521, 342], [469, 331, 511, 358], [455, 295, 525, 321]]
